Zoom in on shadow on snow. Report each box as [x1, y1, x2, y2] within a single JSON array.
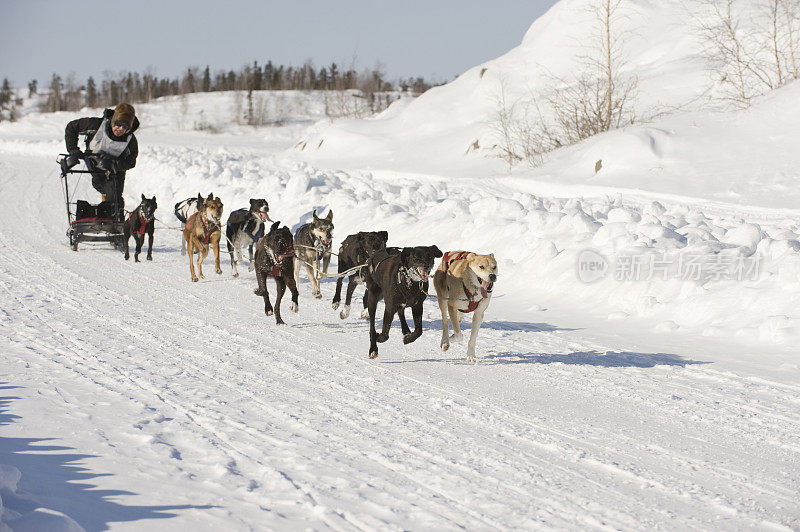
[[0, 383, 215, 532]]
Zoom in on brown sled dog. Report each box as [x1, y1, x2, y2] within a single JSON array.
[[433, 251, 498, 363], [183, 193, 224, 282]]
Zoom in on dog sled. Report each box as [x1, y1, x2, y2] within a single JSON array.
[[58, 154, 124, 251]]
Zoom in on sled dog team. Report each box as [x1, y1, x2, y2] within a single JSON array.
[[127, 192, 498, 362]]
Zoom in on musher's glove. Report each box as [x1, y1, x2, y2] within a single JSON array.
[[65, 150, 82, 169]]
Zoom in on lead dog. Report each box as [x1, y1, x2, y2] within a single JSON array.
[[332, 230, 388, 320], [175, 193, 212, 255], [253, 221, 299, 325], [226, 198, 271, 277], [183, 194, 224, 282], [123, 194, 157, 262], [433, 251, 498, 363], [364, 245, 442, 359], [293, 209, 333, 299]]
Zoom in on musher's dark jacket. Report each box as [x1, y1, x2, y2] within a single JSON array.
[[64, 108, 140, 171]]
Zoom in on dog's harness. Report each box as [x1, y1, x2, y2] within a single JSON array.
[[297, 223, 331, 261], [441, 251, 487, 313], [128, 209, 152, 235], [186, 214, 217, 245], [266, 246, 295, 277]]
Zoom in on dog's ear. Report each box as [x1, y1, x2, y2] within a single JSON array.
[[196, 193, 204, 207], [378, 231, 388, 244], [429, 245, 443, 258], [312, 209, 318, 222], [270, 221, 280, 233], [141, 193, 146, 200], [326, 210, 333, 222], [249, 198, 257, 208]]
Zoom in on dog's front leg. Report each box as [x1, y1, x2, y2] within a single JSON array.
[[187, 236, 198, 282], [398, 306, 411, 336], [306, 263, 321, 298], [466, 300, 490, 363], [196, 242, 208, 279], [274, 277, 287, 325], [332, 272, 345, 311], [448, 305, 463, 342], [367, 287, 381, 358], [377, 300, 395, 344], [322, 251, 331, 277], [286, 272, 299, 313], [403, 303, 424, 345], [260, 274, 274, 316], [247, 243, 255, 272], [230, 243, 239, 278], [146, 226, 154, 261], [339, 275, 358, 319], [123, 229, 131, 260], [134, 234, 144, 262], [212, 233, 222, 275], [439, 300, 451, 351]]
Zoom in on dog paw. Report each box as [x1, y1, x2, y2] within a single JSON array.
[[289, 302, 298, 312], [369, 350, 378, 359], [360, 308, 369, 319], [124, 254, 130, 260], [332, 301, 339, 310], [441, 341, 450, 351], [147, 255, 152, 261], [376, 332, 389, 343], [248, 264, 255, 272], [191, 277, 198, 283], [313, 292, 322, 300], [339, 305, 350, 320], [135, 257, 140, 263], [254, 287, 264, 296], [466, 355, 476, 364], [216, 268, 223, 275], [276, 318, 285, 325], [265, 308, 273, 316], [232, 272, 239, 278]]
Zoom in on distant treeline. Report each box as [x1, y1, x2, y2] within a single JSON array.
[[25, 60, 443, 114]]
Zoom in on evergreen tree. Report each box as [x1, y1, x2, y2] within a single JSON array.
[[202, 66, 211, 92], [86, 77, 98, 108], [28, 79, 37, 98]]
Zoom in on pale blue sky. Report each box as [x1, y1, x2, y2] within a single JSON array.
[[1, 0, 555, 87]]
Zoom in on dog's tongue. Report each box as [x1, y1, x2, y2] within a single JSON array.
[[481, 280, 493, 298], [259, 212, 271, 221], [419, 268, 429, 281]]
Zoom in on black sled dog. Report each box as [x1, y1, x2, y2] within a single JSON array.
[[332, 231, 389, 320], [254, 221, 300, 325], [364, 245, 442, 359], [226, 198, 271, 277], [123, 194, 157, 262]]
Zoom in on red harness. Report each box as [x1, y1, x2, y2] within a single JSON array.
[[127, 211, 149, 235], [186, 215, 215, 244], [441, 251, 480, 313], [267, 248, 295, 277]]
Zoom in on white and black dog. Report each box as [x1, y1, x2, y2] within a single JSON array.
[[226, 198, 271, 278], [175, 193, 212, 256]]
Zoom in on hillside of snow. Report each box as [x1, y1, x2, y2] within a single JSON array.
[[1, 0, 799, 529]]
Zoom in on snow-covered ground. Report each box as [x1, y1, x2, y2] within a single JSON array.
[[2, 0, 800, 529]]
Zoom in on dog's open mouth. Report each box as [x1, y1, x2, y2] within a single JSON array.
[[417, 267, 429, 281], [480, 280, 494, 298], [258, 211, 270, 221]]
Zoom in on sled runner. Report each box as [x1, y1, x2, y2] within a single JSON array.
[[58, 153, 124, 251]]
